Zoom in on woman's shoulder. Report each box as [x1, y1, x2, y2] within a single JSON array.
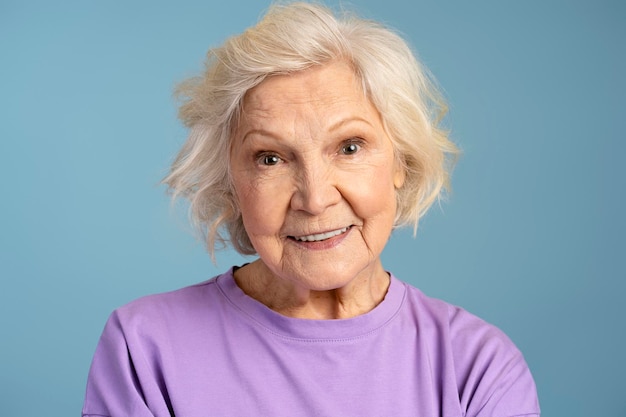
[[395, 277, 540, 415], [109, 269, 234, 331], [395, 278, 529, 382], [398, 278, 519, 351]]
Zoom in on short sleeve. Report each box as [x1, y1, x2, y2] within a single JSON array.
[[450, 307, 541, 416], [82, 311, 171, 417]]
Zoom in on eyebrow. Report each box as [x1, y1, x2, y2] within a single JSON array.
[[241, 116, 374, 144], [241, 128, 279, 144], [328, 116, 374, 132]]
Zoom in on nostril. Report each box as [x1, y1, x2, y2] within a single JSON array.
[[290, 180, 341, 215]]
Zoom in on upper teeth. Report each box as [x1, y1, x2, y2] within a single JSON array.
[[294, 227, 349, 242]]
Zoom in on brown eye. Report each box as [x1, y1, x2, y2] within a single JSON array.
[[341, 141, 361, 155], [260, 154, 281, 166]]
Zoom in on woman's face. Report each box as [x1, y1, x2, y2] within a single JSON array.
[[230, 61, 404, 292]]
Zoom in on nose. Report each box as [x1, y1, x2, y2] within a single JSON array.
[[290, 162, 341, 215]]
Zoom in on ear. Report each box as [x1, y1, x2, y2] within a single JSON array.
[[393, 162, 406, 189]]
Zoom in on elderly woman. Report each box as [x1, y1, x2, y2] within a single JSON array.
[[83, 3, 539, 417]]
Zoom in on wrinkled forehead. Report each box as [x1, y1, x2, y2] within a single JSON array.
[[249, 62, 363, 105], [237, 62, 372, 131]]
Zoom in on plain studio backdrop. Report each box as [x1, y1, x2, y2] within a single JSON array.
[[1, 0, 624, 415]]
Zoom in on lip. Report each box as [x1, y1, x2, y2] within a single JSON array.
[[288, 226, 352, 249], [291, 226, 350, 242]]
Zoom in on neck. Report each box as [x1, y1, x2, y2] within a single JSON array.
[[233, 259, 390, 319]]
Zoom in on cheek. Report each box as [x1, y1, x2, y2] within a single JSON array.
[[233, 176, 289, 237], [367, 165, 398, 204], [347, 165, 399, 226]]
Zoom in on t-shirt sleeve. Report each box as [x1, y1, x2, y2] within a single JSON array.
[[82, 310, 171, 417], [449, 307, 541, 417]]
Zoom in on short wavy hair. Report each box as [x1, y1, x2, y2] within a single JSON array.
[[164, 1, 458, 256]]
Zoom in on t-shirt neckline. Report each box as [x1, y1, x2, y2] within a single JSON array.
[[215, 267, 406, 341]]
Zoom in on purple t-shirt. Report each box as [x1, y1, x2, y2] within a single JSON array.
[[83, 269, 540, 416]]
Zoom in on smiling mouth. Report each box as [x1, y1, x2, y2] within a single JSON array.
[[291, 226, 351, 242]]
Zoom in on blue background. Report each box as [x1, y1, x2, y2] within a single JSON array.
[[1, 1, 624, 415]]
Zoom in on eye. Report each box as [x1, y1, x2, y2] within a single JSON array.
[[258, 153, 281, 166], [340, 140, 362, 155]]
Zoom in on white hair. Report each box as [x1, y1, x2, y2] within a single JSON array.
[[164, 1, 458, 256]]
